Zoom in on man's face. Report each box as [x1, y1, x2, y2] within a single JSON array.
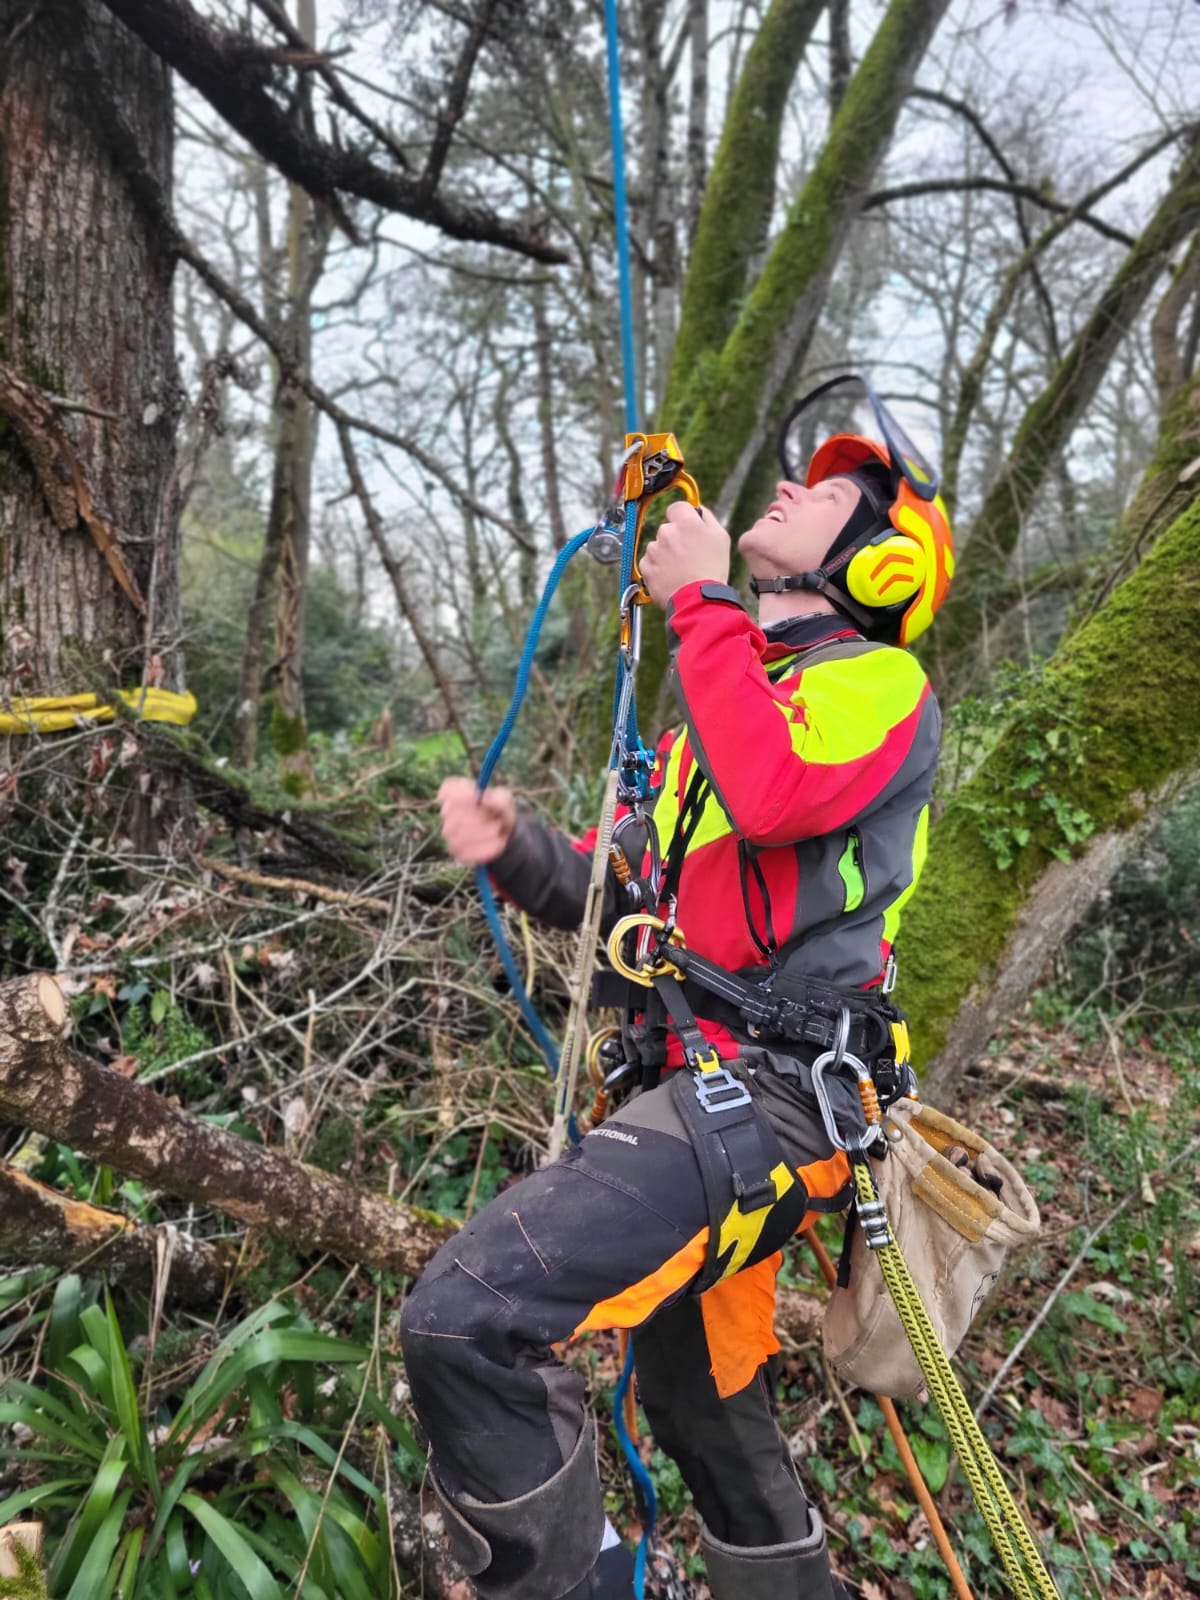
[[739, 476, 863, 580]]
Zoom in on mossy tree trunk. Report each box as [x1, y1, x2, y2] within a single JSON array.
[[929, 133, 1200, 689], [901, 379, 1200, 1100], [662, 0, 826, 416], [0, 0, 180, 697]]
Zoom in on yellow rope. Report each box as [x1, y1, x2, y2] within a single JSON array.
[[0, 689, 197, 734], [852, 1158, 1063, 1600]]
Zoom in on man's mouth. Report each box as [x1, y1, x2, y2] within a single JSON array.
[[764, 503, 787, 523]]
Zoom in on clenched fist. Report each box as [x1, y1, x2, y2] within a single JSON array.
[[639, 500, 731, 607], [439, 776, 517, 865]]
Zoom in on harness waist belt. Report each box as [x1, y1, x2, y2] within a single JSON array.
[[671, 950, 892, 1057]]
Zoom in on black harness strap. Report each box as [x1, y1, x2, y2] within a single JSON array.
[[652, 970, 787, 1293]]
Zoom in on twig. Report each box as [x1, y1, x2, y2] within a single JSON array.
[[197, 854, 394, 914], [819, 1350, 869, 1463], [974, 1132, 1200, 1418]]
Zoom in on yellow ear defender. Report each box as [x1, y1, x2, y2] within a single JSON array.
[[845, 532, 927, 610]]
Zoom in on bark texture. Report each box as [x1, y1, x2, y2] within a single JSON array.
[[0, 1163, 226, 1304], [0, 0, 181, 694], [902, 416, 1200, 1096], [0, 975, 456, 1276], [664, 0, 826, 417], [675, 0, 952, 517]]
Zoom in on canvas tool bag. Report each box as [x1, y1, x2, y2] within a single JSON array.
[[823, 1097, 1041, 1399]]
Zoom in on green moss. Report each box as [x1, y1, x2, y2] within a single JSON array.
[[270, 704, 312, 796], [677, 0, 946, 495], [0, 1541, 49, 1600], [904, 494, 1200, 1063], [638, 0, 948, 719], [664, 0, 825, 416]]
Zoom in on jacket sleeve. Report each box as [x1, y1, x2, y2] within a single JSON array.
[[664, 580, 935, 845], [488, 813, 627, 932]]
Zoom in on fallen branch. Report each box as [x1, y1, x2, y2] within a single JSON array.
[[196, 855, 393, 914], [0, 975, 456, 1277], [0, 1524, 45, 1584], [0, 1164, 225, 1305]]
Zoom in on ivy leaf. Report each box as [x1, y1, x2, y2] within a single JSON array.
[[908, 1433, 951, 1492], [1060, 1290, 1128, 1334]]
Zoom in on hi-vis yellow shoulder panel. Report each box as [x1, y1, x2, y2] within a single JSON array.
[[0, 689, 197, 735]]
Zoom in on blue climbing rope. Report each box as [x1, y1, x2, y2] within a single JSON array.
[[604, 0, 638, 435], [602, 0, 659, 1586], [475, 524, 595, 1103], [473, 3, 657, 1587]]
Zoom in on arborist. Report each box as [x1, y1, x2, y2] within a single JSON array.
[[400, 378, 956, 1600]]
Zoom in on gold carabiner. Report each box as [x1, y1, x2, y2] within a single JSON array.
[[586, 1026, 622, 1089], [616, 432, 702, 628], [606, 913, 686, 987]]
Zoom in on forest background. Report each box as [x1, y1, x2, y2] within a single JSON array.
[[0, 0, 1198, 1596]]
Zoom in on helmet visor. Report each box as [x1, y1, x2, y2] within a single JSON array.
[[777, 372, 940, 503]]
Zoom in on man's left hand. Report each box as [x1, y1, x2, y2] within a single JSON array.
[[639, 501, 731, 607]]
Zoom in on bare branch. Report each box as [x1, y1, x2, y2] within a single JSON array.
[[95, 0, 567, 262], [0, 974, 457, 1276], [336, 421, 479, 770], [861, 176, 1137, 246], [420, 0, 500, 197]]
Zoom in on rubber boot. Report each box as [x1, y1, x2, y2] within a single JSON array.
[[701, 1508, 848, 1600], [561, 1538, 637, 1598], [433, 1419, 631, 1600]]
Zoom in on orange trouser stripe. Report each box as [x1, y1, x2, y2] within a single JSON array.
[[570, 1150, 850, 1340], [573, 1231, 709, 1334]]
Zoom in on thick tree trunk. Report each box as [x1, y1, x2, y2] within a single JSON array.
[[0, 975, 456, 1275], [931, 133, 1200, 684], [632, 0, 949, 723], [675, 0, 951, 516], [900, 384, 1200, 1097], [269, 0, 321, 796], [0, 0, 180, 695]]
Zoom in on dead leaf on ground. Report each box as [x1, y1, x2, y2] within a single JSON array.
[[1129, 1386, 1165, 1422]]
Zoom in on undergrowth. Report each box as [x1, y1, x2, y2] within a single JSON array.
[[1, 729, 1197, 1597]]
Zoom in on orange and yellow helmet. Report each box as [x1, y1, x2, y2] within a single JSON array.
[[771, 374, 955, 646]]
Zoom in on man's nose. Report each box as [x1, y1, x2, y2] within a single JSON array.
[[777, 480, 804, 503]]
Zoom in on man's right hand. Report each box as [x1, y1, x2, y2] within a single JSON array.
[[438, 776, 517, 865]]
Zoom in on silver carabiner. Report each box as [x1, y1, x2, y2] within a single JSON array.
[[618, 583, 643, 674], [810, 1026, 884, 1156]]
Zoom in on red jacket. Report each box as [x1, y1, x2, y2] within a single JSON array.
[[490, 582, 940, 1060]]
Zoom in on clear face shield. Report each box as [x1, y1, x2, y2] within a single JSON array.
[[776, 372, 941, 504]]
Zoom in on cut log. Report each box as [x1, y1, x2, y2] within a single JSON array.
[[0, 1523, 44, 1579], [0, 1164, 226, 1304], [0, 974, 455, 1276]]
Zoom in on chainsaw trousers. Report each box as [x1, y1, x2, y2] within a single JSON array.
[[400, 1063, 851, 1596]]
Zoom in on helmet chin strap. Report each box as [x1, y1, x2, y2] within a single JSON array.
[[749, 569, 876, 631]]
